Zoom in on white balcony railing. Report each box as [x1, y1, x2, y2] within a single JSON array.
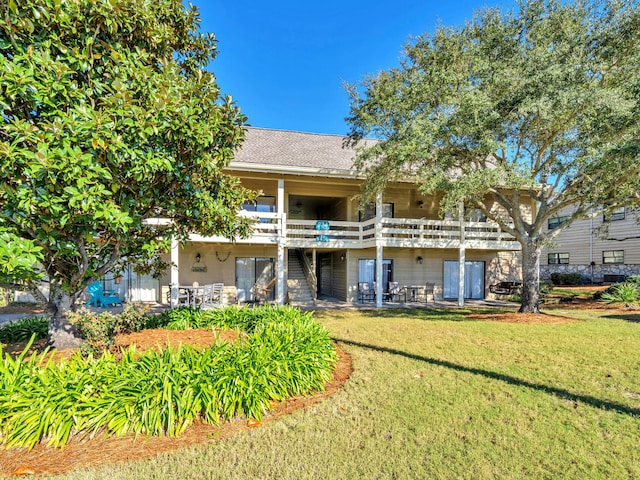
[[189, 213, 520, 250]]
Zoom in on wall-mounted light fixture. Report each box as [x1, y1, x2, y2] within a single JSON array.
[[295, 201, 303, 209], [340, 253, 345, 261], [416, 256, 423, 264], [195, 253, 201, 263], [417, 200, 424, 208]]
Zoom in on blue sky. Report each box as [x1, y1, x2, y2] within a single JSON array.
[[197, 1, 517, 135]]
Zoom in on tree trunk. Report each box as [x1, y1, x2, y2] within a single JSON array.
[[518, 240, 542, 313], [47, 284, 83, 350]]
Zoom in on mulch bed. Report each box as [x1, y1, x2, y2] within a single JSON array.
[[0, 330, 352, 477]]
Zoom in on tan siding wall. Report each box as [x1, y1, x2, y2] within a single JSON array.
[[543, 208, 640, 265], [331, 251, 348, 300], [346, 247, 517, 301], [160, 244, 279, 305]]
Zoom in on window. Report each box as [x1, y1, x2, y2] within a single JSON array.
[[548, 253, 569, 265], [359, 202, 394, 222], [603, 250, 624, 264], [242, 196, 276, 213], [604, 207, 626, 222], [242, 196, 276, 223], [548, 215, 570, 230]]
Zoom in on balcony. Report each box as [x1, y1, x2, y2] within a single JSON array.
[[189, 213, 520, 251]]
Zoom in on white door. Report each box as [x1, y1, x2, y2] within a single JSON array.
[[443, 260, 485, 299]]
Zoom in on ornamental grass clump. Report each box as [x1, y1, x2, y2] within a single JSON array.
[[600, 282, 640, 308], [0, 306, 337, 449], [0, 316, 48, 342]]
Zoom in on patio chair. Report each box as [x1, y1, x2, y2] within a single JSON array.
[[86, 281, 123, 308], [211, 282, 224, 307], [199, 283, 224, 308], [415, 283, 435, 303], [387, 282, 406, 302], [252, 278, 276, 304], [358, 282, 375, 302], [374, 281, 393, 302]]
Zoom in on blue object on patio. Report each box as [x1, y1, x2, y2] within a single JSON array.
[[86, 281, 123, 307], [315, 220, 330, 230], [315, 234, 329, 242]]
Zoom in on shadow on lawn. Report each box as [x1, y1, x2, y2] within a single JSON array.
[[335, 338, 640, 418], [359, 307, 513, 321], [603, 313, 640, 323]]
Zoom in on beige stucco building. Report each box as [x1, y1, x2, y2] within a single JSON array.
[[105, 128, 524, 307]]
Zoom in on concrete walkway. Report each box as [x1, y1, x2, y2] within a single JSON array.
[[309, 297, 519, 311]]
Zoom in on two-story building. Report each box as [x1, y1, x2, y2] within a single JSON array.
[[99, 127, 523, 308], [542, 207, 640, 284]]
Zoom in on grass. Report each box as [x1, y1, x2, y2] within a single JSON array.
[[39, 307, 640, 479]]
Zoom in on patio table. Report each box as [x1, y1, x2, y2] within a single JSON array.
[[402, 285, 426, 302], [177, 285, 205, 308]]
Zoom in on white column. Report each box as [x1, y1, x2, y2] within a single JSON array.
[[375, 193, 383, 308], [458, 247, 466, 307], [277, 241, 286, 305], [276, 179, 286, 305], [277, 179, 285, 214], [170, 237, 180, 307], [458, 202, 465, 307]]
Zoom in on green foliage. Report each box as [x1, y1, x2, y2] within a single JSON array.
[[0, 231, 43, 285], [600, 282, 639, 307], [69, 304, 153, 353], [0, 316, 48, 342], [550, 273, 584, 286], [0, 0, 256, 344], [346, 0, 640, 312], [0, 306, 337, 448]]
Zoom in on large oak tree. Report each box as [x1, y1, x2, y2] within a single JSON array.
[[346, 0, 640, 313], [1, 0, 255, 347]]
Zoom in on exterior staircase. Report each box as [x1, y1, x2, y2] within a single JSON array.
[[287, 250, 315, 307]]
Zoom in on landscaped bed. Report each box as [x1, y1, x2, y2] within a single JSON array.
[[0, 306, 342, 476], [1, 292, 639, 478]]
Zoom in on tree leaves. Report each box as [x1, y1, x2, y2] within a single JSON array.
[[0, 0, 255, 336], [347, 0, 640, 311]]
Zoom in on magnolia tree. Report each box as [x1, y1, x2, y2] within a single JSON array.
[[346, 0, 640, 313], [0, 0, 255, 348]]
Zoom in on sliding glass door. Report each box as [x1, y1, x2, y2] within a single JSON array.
[[235, 257, 275, 302], [358, 259, 393, 290]]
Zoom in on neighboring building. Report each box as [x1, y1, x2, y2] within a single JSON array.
[[153, 127, 523, 307], [541, 206, 640, 284]]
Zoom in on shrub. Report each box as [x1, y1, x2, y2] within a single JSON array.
[[600, 282, 639, 307], [0, 306, 338, 449], [69, 304, 153, 353], [550, 273, 583, 285], [0, 316, 48, 342]]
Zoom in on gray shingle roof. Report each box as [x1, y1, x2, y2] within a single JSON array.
[[231, 127, 372, 174]]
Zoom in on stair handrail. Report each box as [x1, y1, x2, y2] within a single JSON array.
[[297, 249, 317, 301]]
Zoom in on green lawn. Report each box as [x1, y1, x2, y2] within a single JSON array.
[[51, 307, 640, 479]]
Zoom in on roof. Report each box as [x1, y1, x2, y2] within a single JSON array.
[[230, 127, 375, 177]]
